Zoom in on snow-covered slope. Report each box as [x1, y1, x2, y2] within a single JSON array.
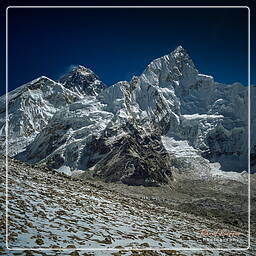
[[0, 76, 81, 156], [5, 46, 255, 184], [17, 97, 114, 174], [1, 156, 255, 254], [131, 46, 252, 172]]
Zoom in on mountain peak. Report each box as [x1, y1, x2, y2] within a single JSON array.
[[30, 75, 53, 84], [70, 65, 95, 76], [76, 65, 86, 70], [169, 45, 196, 72], [171, 45, 189, 57], [58, 65, 106, 96], [174, 45, 186, 52]]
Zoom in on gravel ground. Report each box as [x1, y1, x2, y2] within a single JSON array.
[[0, 156, 255, 256]]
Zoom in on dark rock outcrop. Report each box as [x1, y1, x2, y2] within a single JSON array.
[[84, 124, 174, 186]]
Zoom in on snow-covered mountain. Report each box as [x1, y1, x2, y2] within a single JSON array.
[[58, 65, 106, 96], [0, 76, 81, 156], [2, 46, 255, 185]]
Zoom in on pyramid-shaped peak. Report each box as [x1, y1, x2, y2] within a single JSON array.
[[58, 65, 106, 96], [171, 45, 189, 56], [72, 65, 95, 75], [169, 45, 195, 68], [174, 45, 186, 52], [73, 65, 88, 71]]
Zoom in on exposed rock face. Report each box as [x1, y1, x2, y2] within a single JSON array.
[[2, 46, 255, 185], [58, 65, 106, 96], [85, 123, 174, 186], [250, 85, 256, 171]]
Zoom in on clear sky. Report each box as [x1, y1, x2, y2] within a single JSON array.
[[2, 6, 252, 94]]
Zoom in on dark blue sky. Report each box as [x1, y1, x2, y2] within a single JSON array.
[[4, 7, 252, 93]]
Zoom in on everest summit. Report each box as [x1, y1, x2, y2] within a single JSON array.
[[58, 65, 106, 96]]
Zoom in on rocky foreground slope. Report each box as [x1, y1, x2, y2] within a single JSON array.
[[0, 156, 255, 255]]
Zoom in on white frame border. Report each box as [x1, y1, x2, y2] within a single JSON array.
[[5, 5, 251, 252]]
